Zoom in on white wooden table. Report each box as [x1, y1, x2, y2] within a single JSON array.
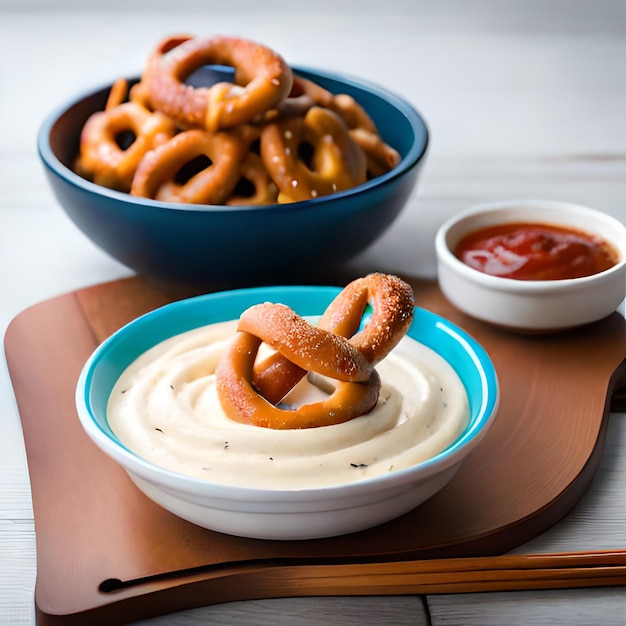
[[2, 1, 626, 623]]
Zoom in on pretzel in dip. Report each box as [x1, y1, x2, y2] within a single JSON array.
[[215, 273, 415, 429]]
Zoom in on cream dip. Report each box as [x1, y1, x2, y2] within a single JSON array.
[[107, 320, 470, 489]]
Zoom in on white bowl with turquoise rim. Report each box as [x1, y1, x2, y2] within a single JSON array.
[[76, 285, 499, 540]]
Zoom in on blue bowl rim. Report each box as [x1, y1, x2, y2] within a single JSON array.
[[76, 285, 499, 499], [38, 64, 430, 214]]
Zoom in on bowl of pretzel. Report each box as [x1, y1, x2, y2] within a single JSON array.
[[38, 34, 429, 287], [76, 273, 499, 540]]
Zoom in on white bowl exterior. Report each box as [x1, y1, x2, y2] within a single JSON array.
[[126, 467, 459, 540], [436, 200, 626, 330]]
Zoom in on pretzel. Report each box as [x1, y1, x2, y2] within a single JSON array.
[[350, 127, 402, 178], [319, 273, 415, 364], [252, 273, 415, 404], [129, 34, 195, 111], [72, 34, 402, 205], [74, 98, 177, 192], [226, 152, 278, 205], [216, 331, 381, 430], [105, 78, 130, 111], [143, 35, 293, 132], [239, 303, 375, 382], [288, 76, 400, 178], [287, 76, 335, 111], [130, 127, 255, 204], [260, 106, 367, 203], [215, 273, 415, 429]]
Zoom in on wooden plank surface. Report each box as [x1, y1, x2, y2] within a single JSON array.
[[5, 275, 626, 623]]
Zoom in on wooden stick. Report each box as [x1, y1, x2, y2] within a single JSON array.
[[106, 550, 626, 596], [259, 551, 626, 596]]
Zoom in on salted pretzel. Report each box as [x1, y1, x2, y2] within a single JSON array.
[[260, 106, 367, 203], [226, 152, 278, 205], [240, 303, 375, 382], [318, 273, 415, 364], [286, 76, 335, 111], [143, 35, 293, 132], [252, 273, 415, 404], [130, 126, 256, 204], [73, 34, 402, 205], [74, 94, 177, 192], [129, 34, 195, 110], [216, 332, 381, 430], [215, 273, 415, 429], [287, 76, 400, 178]]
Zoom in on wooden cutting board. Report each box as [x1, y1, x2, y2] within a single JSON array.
[[5, 274, 626, 625]]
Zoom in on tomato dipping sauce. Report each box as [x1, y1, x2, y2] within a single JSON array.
[[454, 222, 619, 281]]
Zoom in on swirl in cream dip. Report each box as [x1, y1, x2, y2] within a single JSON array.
[[107, 320, 470, 489]]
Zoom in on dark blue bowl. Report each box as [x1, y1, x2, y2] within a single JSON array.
[[38, 66, 429, 287]]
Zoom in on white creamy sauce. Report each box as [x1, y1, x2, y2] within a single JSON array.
[[107, 320, 470, 489]]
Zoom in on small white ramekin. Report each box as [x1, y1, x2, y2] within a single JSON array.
[[435, 200, 626, 332]]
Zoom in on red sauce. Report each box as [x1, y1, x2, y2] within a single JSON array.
[[454, 222, 618, 281]]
